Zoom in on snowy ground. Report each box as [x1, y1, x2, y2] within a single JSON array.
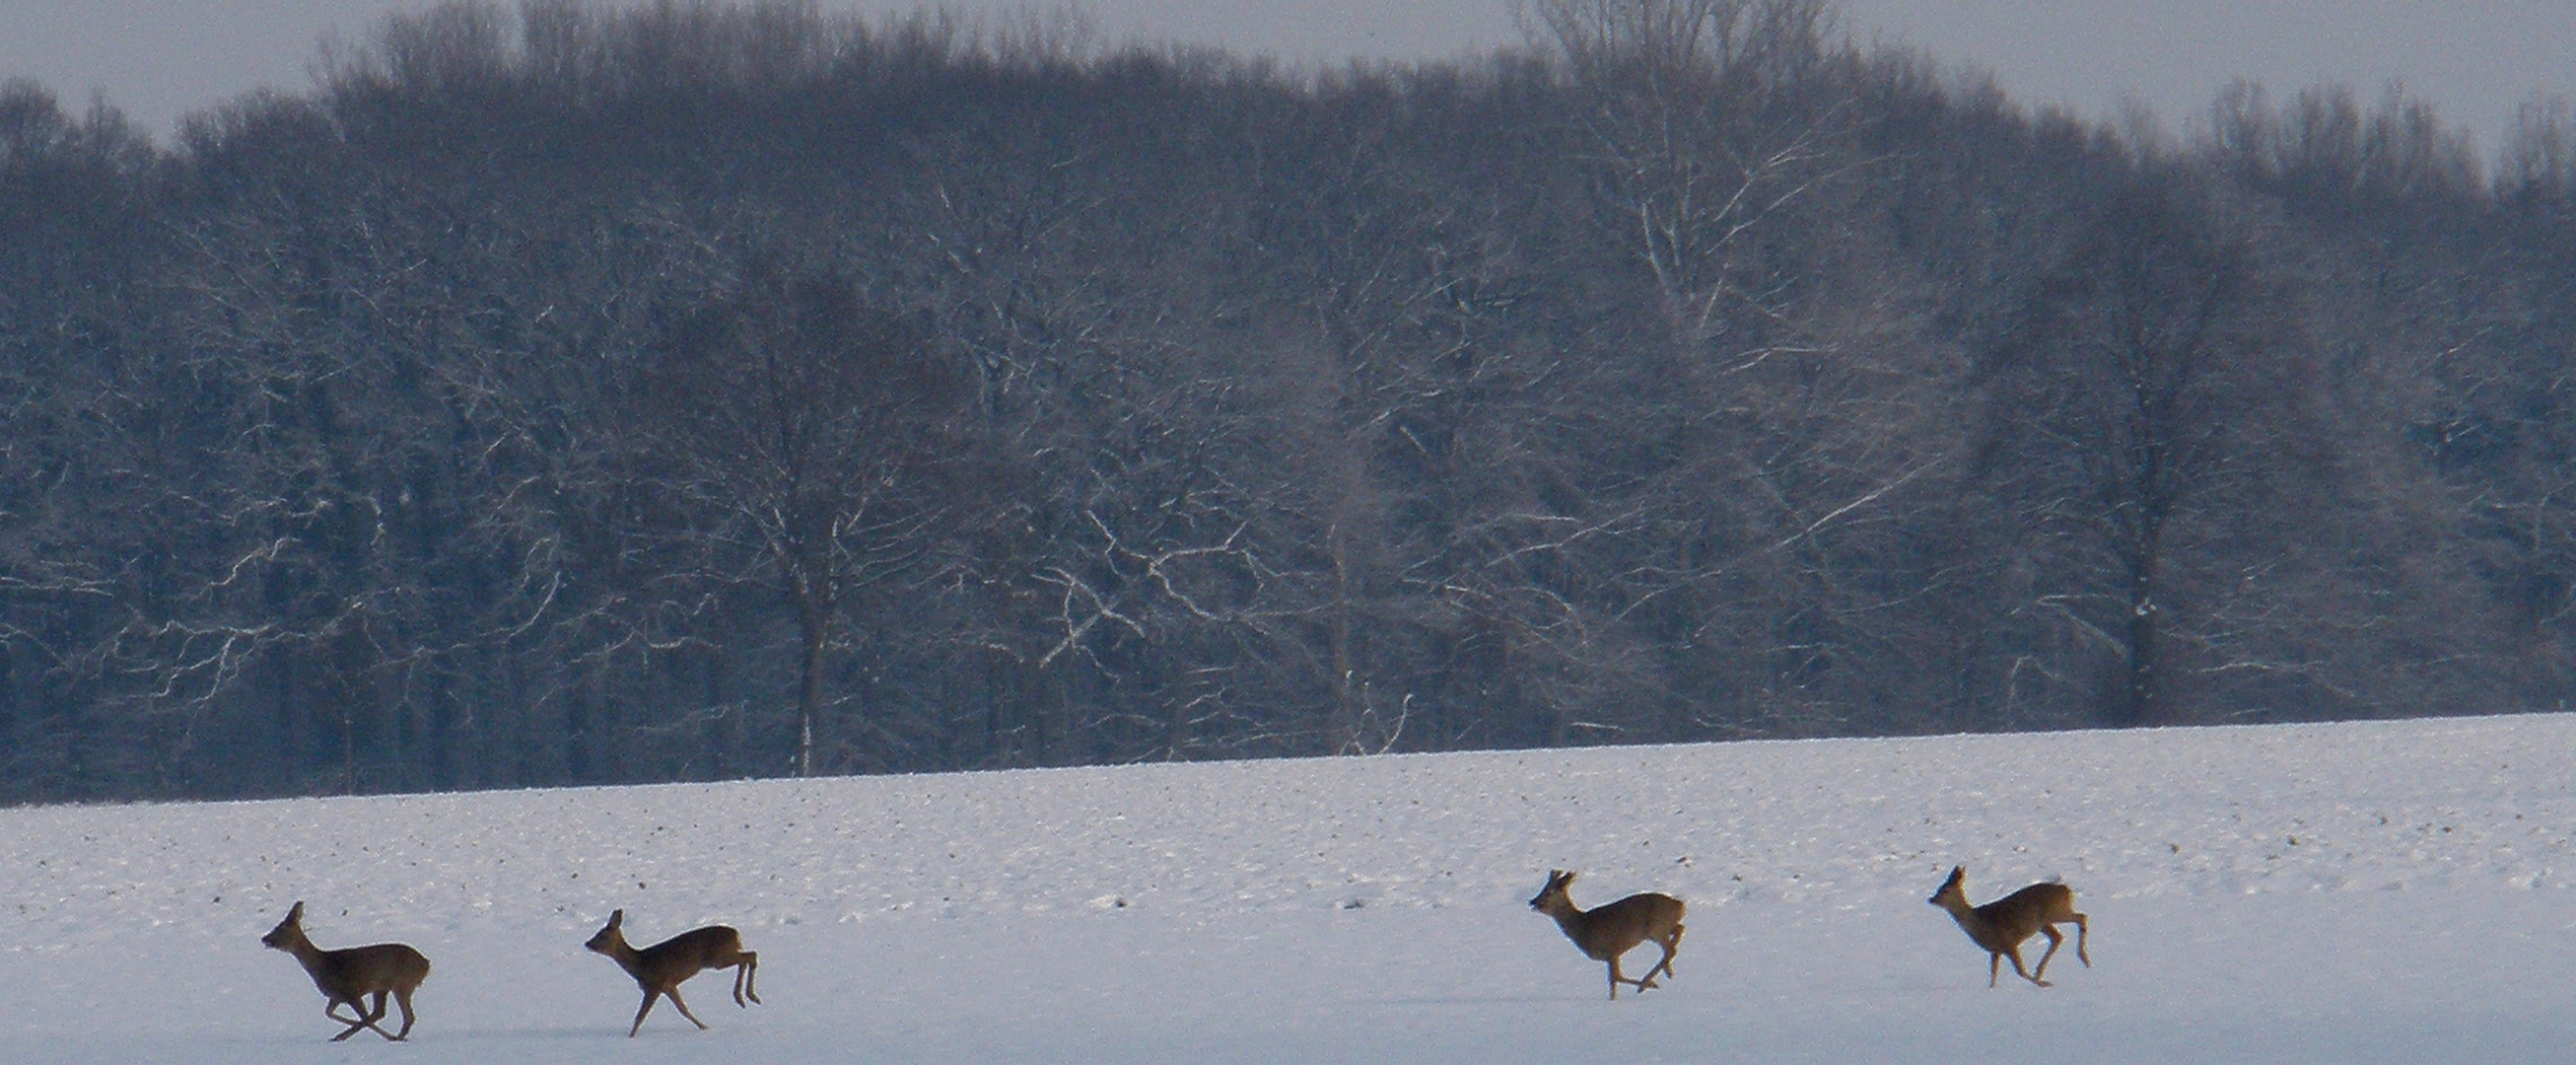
[[4, 713, 2574, 1064]]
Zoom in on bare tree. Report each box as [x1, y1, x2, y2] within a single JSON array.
[[636, 249, 969, 776], [1528, 0, 1850, 341], [1978, 178, 2306, 727]]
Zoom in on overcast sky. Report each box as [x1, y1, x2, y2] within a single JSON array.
[[4, 1, 2571, 158]]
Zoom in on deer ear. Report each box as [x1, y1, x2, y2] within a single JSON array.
[[608, 908, 624, 927], [287, 900, 305, 922]]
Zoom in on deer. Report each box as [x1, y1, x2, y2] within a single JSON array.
[[584, 908, 760, 1036], [1528, 869, 1686, 1000], [1926, 865, 2090, 988], [259, 900, 432, 1041]]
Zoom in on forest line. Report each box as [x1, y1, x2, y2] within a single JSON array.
[[5, 0, 2576, 803]]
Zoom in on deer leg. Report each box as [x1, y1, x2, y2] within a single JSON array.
[[2071, 914, 2091, 966], [392, 987, 418, 1039], [664, 986, 710, 1030], [364, 991, 405, 1041], [2032, 926, 2064, 983], [629, 989, 661, 1037], [324, 1000, 371, 1041], [736, 952, 760, 1006], [1612, 951, 1658, 995], [1986, 953, 2002, 988], [325, 996, 394, 1041], [2005, 945, 2049, 987], [1641, 925, 1683, 985]]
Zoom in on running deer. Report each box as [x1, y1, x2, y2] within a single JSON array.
[[259, 901, 432, 1041], [1926, 865, 2090, 987], [1527, 869, 1686, 1000], [584, 909, 761, 1036]]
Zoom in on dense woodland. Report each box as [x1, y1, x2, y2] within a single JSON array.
[[7, 0, 2576, 804]]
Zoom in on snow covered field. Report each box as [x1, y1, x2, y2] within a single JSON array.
[[5, 713, 2573, 1064]]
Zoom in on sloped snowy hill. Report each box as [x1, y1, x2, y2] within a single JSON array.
[[4, 714, 2572, 1063]]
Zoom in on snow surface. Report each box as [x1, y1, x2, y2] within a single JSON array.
[[5, 714, 2575, 1063]]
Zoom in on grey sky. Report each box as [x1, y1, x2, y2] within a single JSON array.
[[3, 1, 2570, 158]]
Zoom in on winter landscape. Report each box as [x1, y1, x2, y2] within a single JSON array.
[[5, 712, 2572, 1064]]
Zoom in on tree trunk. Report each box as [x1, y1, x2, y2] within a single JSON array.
[[798, 606, 826, 777]]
